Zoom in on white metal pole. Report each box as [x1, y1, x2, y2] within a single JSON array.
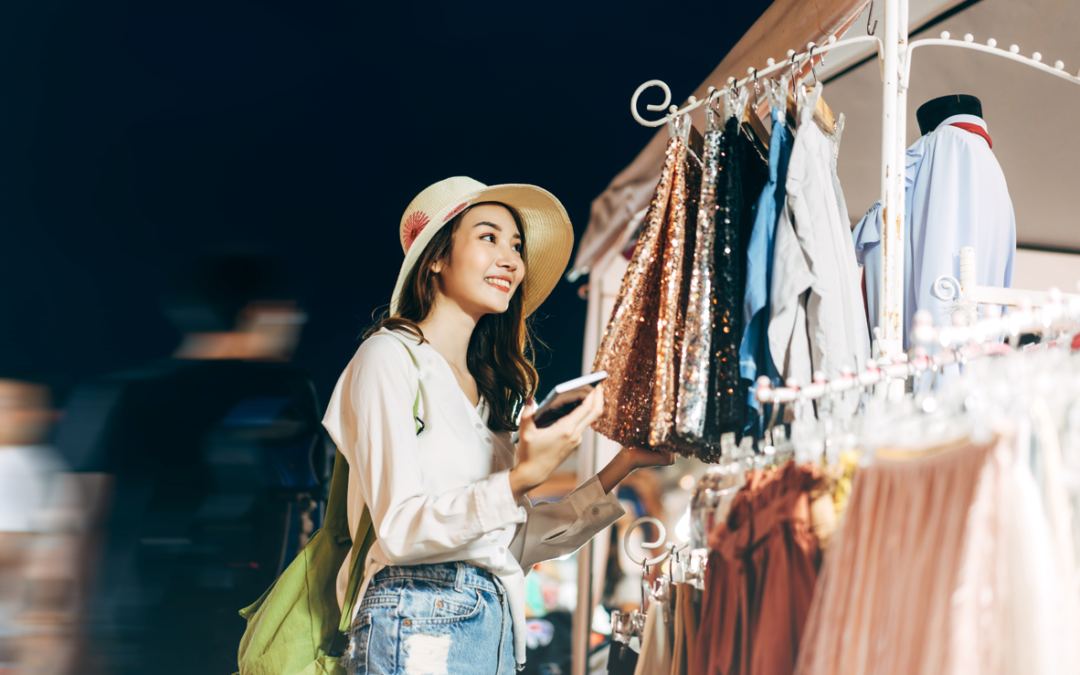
[[571, 264, 605, 675], [879, 0, 904, 358]]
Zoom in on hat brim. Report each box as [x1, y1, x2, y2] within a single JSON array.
[[390, 183, 573, 318]]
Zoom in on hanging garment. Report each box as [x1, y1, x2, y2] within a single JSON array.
[[1030, 398, 1080, 671], [594, 135, 684, 449], [607, 641, 640, 675], [635, 598, 672, 675], [853, 114, 1016, 349], [697, 461, 821, 675], [949, 431, 1074, 675], [680, 583, 700, 675], [795, 438, 995, 675], [946, 436, 1010, 675], [670, 583, 688, 675], [770, 93, 870, 385], [739, 107, 793, 419], [706, 116, 770, 444], [1005, 421, 1072, 675], [651, 152, 702, 448], [676, 127, 723, 449]]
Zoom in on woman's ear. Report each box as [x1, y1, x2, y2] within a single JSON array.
[[430, 260, 443, 274]]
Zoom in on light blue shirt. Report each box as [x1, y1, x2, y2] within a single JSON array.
[[740, 108, 791, 414], [853, 114, 1016, 348]]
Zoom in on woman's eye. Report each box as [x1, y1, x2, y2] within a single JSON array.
[[512, 243, 522, 252], [481, 233, 496, 243]]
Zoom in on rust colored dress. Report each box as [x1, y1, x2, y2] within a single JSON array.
[[696, 461, 822, 675]]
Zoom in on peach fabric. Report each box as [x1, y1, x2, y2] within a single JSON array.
[[794, 439, 995, 675], [696, 461, 822, 675], [682, 584, 699, 675]]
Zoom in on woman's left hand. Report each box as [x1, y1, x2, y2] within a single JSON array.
[[619, 446, 676, 470], [598, 446, 676, 494]]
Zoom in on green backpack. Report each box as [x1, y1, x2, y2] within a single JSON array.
[[233, 386, 422, 675]]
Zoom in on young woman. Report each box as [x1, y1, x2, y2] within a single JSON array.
[[322, 177, 673, 675]]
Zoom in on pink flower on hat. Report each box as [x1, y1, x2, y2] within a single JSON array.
[[403, 211, 430, 251], [444, 202, 468, 222]]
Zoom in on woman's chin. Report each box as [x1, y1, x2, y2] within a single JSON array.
[[476, 298, 511, 315]]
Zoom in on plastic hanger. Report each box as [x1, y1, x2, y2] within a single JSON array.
[[668, 112, 703, 166], [742, 69, 771, 150], [704, 87, 724, 133]]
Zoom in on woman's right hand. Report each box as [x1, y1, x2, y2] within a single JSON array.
[[509, 383, 605, 500]]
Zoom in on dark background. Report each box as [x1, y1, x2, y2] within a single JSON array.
[[0, 0, 772, 405]]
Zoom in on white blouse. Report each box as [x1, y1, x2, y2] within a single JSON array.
[[322, 328, 625, 665]]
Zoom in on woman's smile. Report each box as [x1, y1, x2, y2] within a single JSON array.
[[484, 276, 512, 292]]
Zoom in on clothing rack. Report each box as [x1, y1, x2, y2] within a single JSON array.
[[582, 4, 1080, 673], [755, 290, 1080, 405], [628, 0, 1080, 362], [629, 34, 884, 128], [933, 245, 1080, 309], [902, 31, 1080, 90], [610, 517, 699, 648]]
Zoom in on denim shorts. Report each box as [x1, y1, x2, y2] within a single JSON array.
[[344, 562, 516, 675]]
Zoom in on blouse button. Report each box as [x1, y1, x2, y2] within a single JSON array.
[[475, 423, 483, 429], [591, 506, 601, 516], [403, 619, 411, 626]]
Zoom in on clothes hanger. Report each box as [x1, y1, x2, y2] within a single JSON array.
[[786, 54, 800, 129], [689, 461, 746, 552], [742, 69, 771, 150], [704, 87, 724, 133], [668, 112, 703, 167], [807, 45, 837, 134], [724, 82, 750, 125]]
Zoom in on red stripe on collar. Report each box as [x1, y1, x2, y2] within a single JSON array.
[[950, 122, 993, 149]]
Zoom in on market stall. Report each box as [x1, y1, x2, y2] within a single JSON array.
[[568, 0, 1080, 672]]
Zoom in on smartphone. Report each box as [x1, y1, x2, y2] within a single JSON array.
[[531, 370, 608, 428]]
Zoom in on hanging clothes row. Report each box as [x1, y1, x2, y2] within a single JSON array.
[[620, 314, 1080, 675], [595, 78, 868, 460]]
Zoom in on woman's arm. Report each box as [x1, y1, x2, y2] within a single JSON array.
[[597, 447, 676, 494], [508, 447, 674, 571]]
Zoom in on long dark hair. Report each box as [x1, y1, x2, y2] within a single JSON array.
[[366, 203, 539, 431]]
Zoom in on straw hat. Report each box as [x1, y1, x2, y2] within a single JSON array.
[[391, 176, 574, 317]]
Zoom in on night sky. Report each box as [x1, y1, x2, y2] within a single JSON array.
[[1, 0, 773, 405]]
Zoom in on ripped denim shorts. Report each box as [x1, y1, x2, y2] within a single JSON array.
[[344, 562, 516, 675]]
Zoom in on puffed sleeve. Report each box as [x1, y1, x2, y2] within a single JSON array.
[[508, 474, 625, 572], [322, 334, 527, 565]]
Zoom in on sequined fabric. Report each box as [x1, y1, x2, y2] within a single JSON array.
[[650, 151, 701, 449], [706, 117, 768, 443], [592, 136, 683, 448], [676, 129, 722, 445]]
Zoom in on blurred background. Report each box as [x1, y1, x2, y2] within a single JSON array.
[[0, 1, 773, 673]]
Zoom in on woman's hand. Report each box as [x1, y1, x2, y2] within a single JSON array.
[[509, 383, 605, 500], [597, 446, 675, 494]]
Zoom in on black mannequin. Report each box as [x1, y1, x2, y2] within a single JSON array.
[[916, 94, 983, 135]]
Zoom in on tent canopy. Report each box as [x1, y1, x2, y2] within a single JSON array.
[[573, 0, 1080, 280]]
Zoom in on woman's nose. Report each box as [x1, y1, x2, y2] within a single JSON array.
[[497, 253, 519, 272]]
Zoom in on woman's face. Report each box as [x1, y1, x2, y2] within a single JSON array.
[[433, 203, 524, 318]]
